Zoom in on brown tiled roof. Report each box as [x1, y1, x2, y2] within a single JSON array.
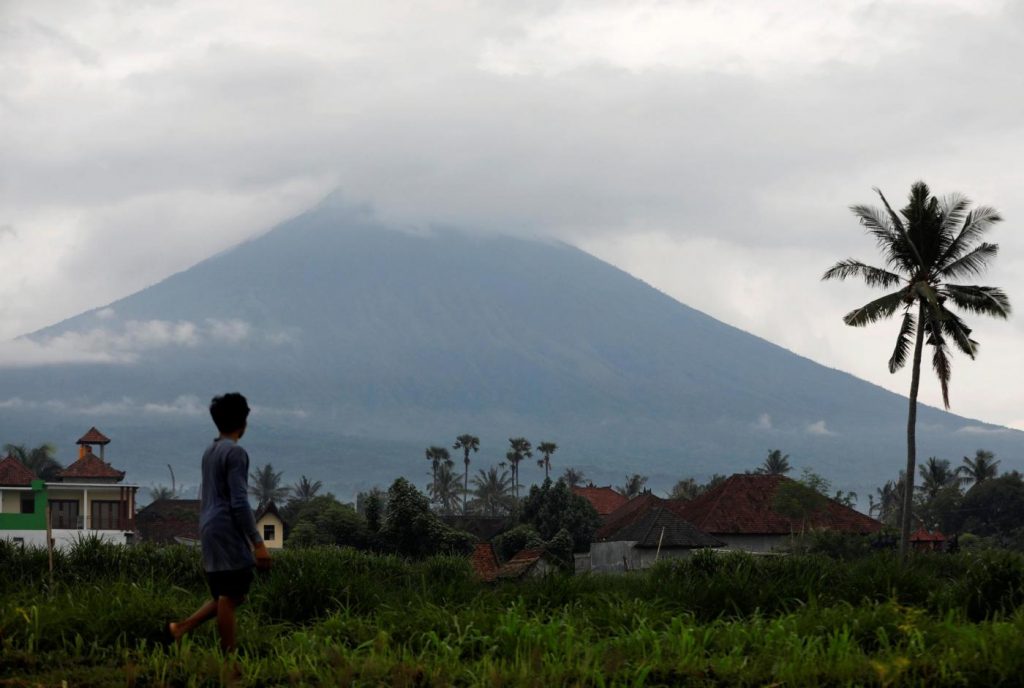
[[572, 485, 629, 516], [497, 548, 546, 580], [595, 492, 665, 539], [56, 452, 125, 481], [76, 427, 111, 445], [911, 527, 946, 542], [607, 507, 725, 549], [673, 474, 881, 535], [136, 499, 201, 543], [470, 543, 500, 582], [0, 455, 37, 486]]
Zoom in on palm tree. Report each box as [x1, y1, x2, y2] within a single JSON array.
[[871, 474, 906, 528], [148, 484, 176, 502], [424, 446, 452, 496], [452, 434, 480, 514], [759, 449, 792, 475], [917, 457, 964, 500], [469, 466, 514, 516], [429, 463, 463, 514], [249, 463, 291, 510], [619, 473, 648, 499], [536, 441, 558, 481], [4, 442, 63, 480], [823, 182, 1010, 557], [561, 467, 586, 488], [291, 475, 323, 502], [504, 438, 532, 500], [958, 449, 1000, 487], [668, 477, 703, 501]]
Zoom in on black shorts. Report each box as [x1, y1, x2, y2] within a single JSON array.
[[205, 567, 254, 601]]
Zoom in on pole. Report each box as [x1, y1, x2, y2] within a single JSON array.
[[655, 526, 666, 562], [46, 504, 54, 587]]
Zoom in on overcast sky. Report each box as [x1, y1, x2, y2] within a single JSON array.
[[3, 0, 1023, 430]]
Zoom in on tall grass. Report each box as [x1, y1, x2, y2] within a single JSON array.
[[5, 539, 1024, 685]]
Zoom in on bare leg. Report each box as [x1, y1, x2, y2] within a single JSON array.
[[169, 599, 219, 641], [216, 595, 243, 653]]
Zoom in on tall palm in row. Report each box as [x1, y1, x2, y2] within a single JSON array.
[[824, 182, 1010, 557], [4, 443, 63, 480], [452, 434, 479, 514], [561, 467, 586, 488], [504, 438, 532, 500], [536, 441, 558, 480], [424, 446, 452, 497]]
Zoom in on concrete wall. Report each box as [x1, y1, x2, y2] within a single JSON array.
[[257, 513, 285, 549], [1, 529, 130, 550]]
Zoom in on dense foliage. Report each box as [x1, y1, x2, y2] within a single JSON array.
[[8, 539, 1024, 685]]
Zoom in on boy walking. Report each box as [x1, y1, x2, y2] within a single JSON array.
[[169, 392, 271, 652]]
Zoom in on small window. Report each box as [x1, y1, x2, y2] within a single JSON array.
[[12, 537, 24, 548], [20, 495, 34, 514], [263, 524, 276, 542]]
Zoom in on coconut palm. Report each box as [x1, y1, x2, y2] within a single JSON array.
[[561, 467, 586, 488], [470, 466, 515, 516], [452, 434, 480, 514], [4, 442, 63, 480], [429, 462, 463, 514], [668, 477, 703, 501], [424, 446, 452, 496], [823, 182, 1010, 557], [917, 457, 965, 500], [249, 463, 291, 510], [504, 438, 532, 500], [291, 475, 323, 503], [619, 473, 648, 499], [148, 484, 176, 502], [958, 449, 1000, 487], [536, 441, 558, 481], [759, 449, 792, 475]]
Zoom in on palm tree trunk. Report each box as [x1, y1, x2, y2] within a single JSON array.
[[463, 456, 470, 515], [900, 302, 927, 559]]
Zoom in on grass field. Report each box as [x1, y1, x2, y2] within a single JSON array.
[[4, 539, 1024, 686]]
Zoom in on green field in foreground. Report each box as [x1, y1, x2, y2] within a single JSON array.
[[5, 541, 1024, 686]]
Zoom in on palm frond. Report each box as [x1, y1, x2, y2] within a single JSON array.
[[936, 308, 977, 358], [913, 282, 949, 322], [938, 206, 1003, 267], [821, 259, 902, 287], [927, 322, 952, 409], [941, 284, 1012, 318], [938, 242, 999, 279], [842, 289, 908, 327], [938, 193, 970, 251], [875, 186, 925, 271], [849, 204, 901, 259], [888, 310, 915, 373]]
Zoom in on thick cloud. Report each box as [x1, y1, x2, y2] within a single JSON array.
[[2, 0, 1023, 430]]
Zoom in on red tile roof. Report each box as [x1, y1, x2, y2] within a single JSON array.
[[470, 543, 500, 582], [497, 548, 547, 580], [136, 499, 201, 544], [572, 485, 628, 516], [910, 527, 946, 542], [0, 455, 37, 486], [673, 474, 881, 535], [76, 427, 111, 445], [56, 452, 125, 481]]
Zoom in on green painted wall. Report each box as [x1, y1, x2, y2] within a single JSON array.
[[0, 480, 47, 531]]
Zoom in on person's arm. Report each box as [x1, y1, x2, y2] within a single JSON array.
[[225, 447, 270, 569]]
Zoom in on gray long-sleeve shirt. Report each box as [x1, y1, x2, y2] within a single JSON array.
[[199, 438, 263, 572]]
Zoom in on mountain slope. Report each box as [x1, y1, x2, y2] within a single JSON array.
[[1, 198, 1020, 501]]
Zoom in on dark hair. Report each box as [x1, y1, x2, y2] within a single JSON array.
[[209, 393, 250, 433]]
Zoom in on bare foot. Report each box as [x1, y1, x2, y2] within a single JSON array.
[[168, 622, 183, 643]]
